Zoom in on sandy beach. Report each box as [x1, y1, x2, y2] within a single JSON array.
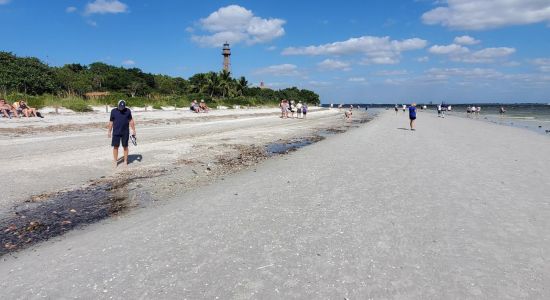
[[0, 109, 548, 298], [0, 107, 363, 210]]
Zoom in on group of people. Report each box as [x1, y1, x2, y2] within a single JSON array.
[[279, 99, 308, 119], [0, 99, 43, 119], [466, 105, 481, 117], [189, 100, 210, 113]]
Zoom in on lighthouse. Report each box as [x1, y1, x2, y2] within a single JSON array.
[[222, 42, 231, 72]]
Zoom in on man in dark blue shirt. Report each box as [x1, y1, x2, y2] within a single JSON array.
[[108, 100, 136, 167], [408, 103, 417, 131]]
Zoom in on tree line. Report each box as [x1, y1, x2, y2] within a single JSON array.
[[0, 51, 320, 105]]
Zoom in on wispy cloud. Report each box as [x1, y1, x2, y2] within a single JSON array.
[[283, 35, 427, 65], [85, 0, 128, 15], [454, 35, 480, 45], [192, 5, 285, 47], [66, 6, 77, 13], [429, 44, 515, 63], [317, 59, 351, 71], [532, 58, 550, 72], [0, 0, 11, 5], [254, 64, 300, 76], [122, 59, 135, 66], [422, 0, 550, 30], [376, 70, 408, 76]]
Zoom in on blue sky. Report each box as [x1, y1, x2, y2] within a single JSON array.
[[1, 0, 550, 103]]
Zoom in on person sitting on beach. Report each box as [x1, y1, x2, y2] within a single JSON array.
[[0, 99, 19, 118], [190, 100, 201, 113], [199, 100, 209, 113], [17, 100, 42, 118], [409, 103, 417, 130]]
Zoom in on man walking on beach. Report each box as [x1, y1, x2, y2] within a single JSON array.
[[409, 103, 417, 130], [108, 100, 136, 167]]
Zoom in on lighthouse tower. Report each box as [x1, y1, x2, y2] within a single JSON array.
[[222, 42, 231, 72]]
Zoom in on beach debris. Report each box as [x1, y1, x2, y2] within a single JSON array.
[[69, 209, 77, 213]]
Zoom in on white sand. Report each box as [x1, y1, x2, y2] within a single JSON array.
[[0, 110, 548, 298]]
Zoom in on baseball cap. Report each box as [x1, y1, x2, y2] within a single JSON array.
[[118, 100, 126, 110]]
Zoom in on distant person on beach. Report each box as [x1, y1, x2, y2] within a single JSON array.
[[302, 103, 308, 119], [296, 101, 303, 118], [190, 100, 200, 113], [402, 104, 406, 112], [437, 104, 442, 117], [500, 106, 506, 114], [199, 100, 209, 112], [289, 100, 295, 118], [394, 105, 399, 115], [409, 103, 417, 130], [108, 100, 136, 168], [16, 100, 42, 118], [344, 108, 352, 121], [0, 99, 19, 118]]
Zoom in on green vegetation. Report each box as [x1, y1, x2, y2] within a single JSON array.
[[0, 51, 320, 111]]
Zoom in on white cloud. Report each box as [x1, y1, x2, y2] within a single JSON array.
[[0, 0, 11, 5], [192, 5, 285, 47], [532, 58, 550, 72], [429, 44, 469, 55], [348, 77, 366, 82], [417, 56, 429, 62], [308, 80, 331, 87], [185, 27, 194, 33], [425, 68, 503, 81], [85, 0, 128, 15], [317, 59, 351, 71], [422, 0, 550, 30], [66, 6, 77, 13], [255, 64, 299, 76], [122, 59, 135, 66], [454, 35, 480, 45], [87, 20, 98, 27], [429, 44, 515, 63], [282, 36, 426, 65], [376, 70, 408, 76], [266, 46, 277, 51]]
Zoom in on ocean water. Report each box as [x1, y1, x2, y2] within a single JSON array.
[[321, 103, 550, 135]]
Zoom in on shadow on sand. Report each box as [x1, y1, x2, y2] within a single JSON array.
[[397, 127, 409, 131]]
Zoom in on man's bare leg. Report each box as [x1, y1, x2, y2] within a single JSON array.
[[123, 147, 129, 166], [112, 147, 119, 167]]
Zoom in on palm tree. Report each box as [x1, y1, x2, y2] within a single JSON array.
[[205, 72, 219, 98], [218, 70, 234, 98], [237, 76, 248, 96]]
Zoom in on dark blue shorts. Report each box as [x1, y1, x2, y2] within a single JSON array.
[[112, 134, 129, 147], [409, 116, 416, 120]]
